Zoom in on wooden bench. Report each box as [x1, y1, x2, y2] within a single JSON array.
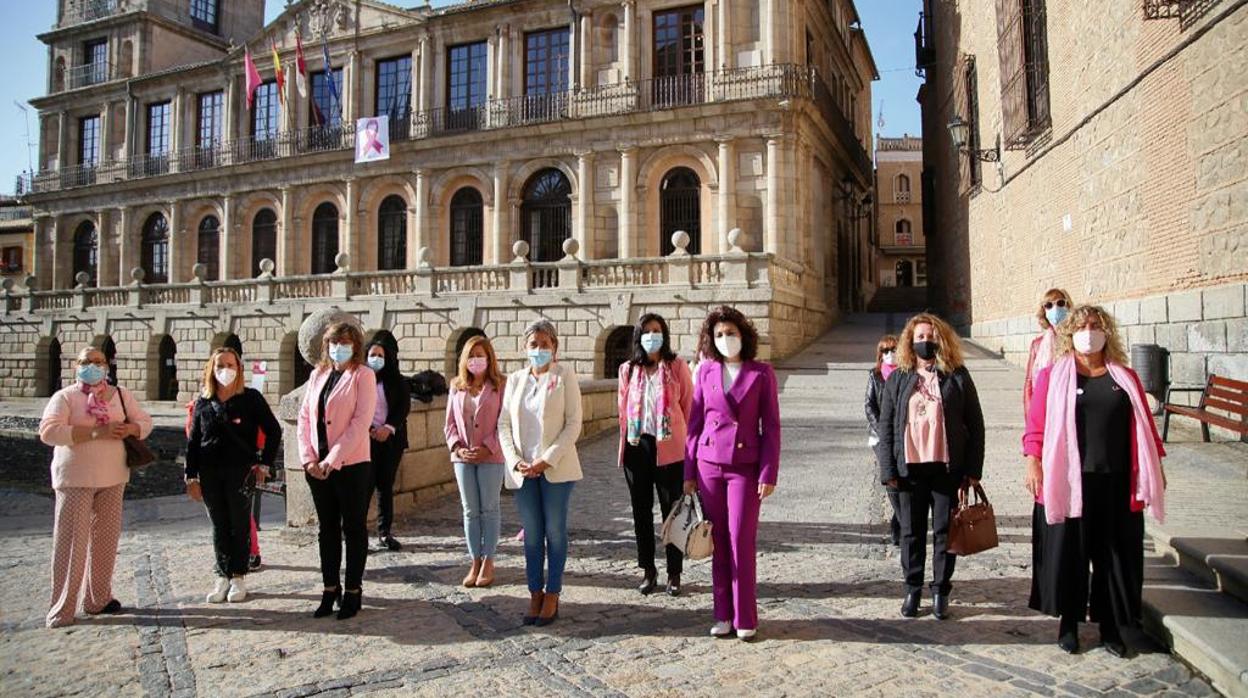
[[1162, 375, 1248, 442]]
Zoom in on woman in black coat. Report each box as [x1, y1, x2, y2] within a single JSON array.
[[878, 313, 985, 621], [365, 338, 411, 551], [865, 334, 900, 545]]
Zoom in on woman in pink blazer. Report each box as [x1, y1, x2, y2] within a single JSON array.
[[617, 313, 694, 596], [683, 306, 781, 641], [444, 335, 506, 588], [296, 321, 377, 620]]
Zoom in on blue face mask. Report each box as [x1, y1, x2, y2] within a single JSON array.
[[640, 332, 664, 354], [527, 349, 554, 369], [328, 343, 353, 365], [1046, 305, 1069, 327], [77, 363, 106, 385], [366, 356, 385, 372]]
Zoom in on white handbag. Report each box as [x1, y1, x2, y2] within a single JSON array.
[[660, 494, 713, 559]]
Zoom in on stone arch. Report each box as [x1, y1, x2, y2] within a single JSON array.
[[433, 170, 491, 267], [638, 146, 717, 257], [507, 158, 579, 204], [146, 334, 179, 401], [237, 191, 281, 276], [279, 330, 314, 394], [595, 325, 634, 380], [297, 185, 348, 274], [445, 326, 487, 377], [34, 335, 63, 397], [358, 176, 415, 271]]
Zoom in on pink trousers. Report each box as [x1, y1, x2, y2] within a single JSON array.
[[48, 485, 125, 628], [697, 459, 762, 630]]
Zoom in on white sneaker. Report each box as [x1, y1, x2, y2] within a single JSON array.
[[736, 628, 757, 641], [227, 577, 248, 603], [206, 577, 229, 603], [710, 621, 733, 637]]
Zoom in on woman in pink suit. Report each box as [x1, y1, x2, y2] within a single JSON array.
[[682, 306, 781, 641], [296, 322, 377, 620]]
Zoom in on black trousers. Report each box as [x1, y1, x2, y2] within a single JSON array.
[[886, 486, 902, 544], [370, 439, 403, 536], [201, 465, 252, 577], [897, 462, 959, 594], [623, 435, 684, 577], [306, 462, 373, 590]]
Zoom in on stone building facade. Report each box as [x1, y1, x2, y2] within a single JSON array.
[[0, 200, 34, 285], [0, 0, 878, 403], [918, 0, 1248, 389], [873, 135, 925, 289]]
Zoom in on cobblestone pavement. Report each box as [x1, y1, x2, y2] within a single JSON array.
[[0, 315, 1219, 696]]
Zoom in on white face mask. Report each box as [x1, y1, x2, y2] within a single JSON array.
[[1073, 329, 1107, 355], [715, 335, 742, 360], [882, 351, 896, 366], [214, 368, 237, 387]]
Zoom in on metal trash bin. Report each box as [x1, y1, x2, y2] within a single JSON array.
[[1131, 343, 1170, 414]]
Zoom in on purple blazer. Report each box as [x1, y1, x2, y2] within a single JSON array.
[[684, 359, 782, 485]]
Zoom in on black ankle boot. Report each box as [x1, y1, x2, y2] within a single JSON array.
[[1100, 623, 1128, 658], [901, 589, 921, 618], [337, 590, 362, 620], [313, 587, 341, 618], [932, 592, 950, 620], [638, 569, 657, 595]]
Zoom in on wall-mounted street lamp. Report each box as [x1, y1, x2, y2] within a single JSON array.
[[947, 115, 1000, 162]]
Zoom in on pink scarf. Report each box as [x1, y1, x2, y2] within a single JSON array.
[[625, 360, 672, 445], [1040, 355, 1165, 524], [1034, 328, 1057, 375], [881, 363, 897, 381], [80, 381, 112, 426]]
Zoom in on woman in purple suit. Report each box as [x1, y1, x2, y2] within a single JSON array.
[[683, 305, 781, 641]]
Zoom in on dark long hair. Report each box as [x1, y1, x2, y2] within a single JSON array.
[[366, 339, 402, 387], [630, 313, 677, 368], [698, 305, 760, 363]]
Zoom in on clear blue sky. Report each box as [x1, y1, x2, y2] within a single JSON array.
[[0, 1, 920, 195]]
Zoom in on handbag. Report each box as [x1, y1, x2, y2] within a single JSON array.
[[947, 482, 999, 556], [116, 389, 157, 470], [660, 493, 714, 560]]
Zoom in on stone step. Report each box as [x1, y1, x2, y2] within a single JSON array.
[[1210, 555, 1248, 609], [1143, 554, 1248, 698], [1164, 536, 1248, 607]]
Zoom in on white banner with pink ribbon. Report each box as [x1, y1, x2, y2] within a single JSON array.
[[355, 117, 390, 163]]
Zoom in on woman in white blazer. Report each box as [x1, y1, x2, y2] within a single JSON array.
[[498, 319, 583, 627]]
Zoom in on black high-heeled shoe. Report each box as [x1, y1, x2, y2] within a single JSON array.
[[313, 587, 341, 618], [638, 569, 657, 595], [337, 589, 362, 620]]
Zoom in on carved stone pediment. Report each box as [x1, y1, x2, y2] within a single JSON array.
[[297, 0, 355, 40]]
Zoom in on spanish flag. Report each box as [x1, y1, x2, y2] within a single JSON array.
[[270, 41, 286, 106]]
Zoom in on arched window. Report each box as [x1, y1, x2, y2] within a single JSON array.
[[157, 335, 178, 400], [311, 202, 339, 274], [72, 221, 98, 286], [450, 187, 484, 267], [251, 208, 277, 277], [45, 337, 62, 397], [377, 195, 407, 271], [197, 215, 220, 280], [660, 167, 701, 255], [895, 173, 911, 202], [602, 326, 633, 379], [895, 219, 913, 246], [141, 212, 169, 283], [521, 169, 572, 262]]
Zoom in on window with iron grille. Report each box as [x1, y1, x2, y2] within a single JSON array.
[[447, 42, 487, 131], [603, 326, 633, 379], [2, 246, 22, 273], [78, 115, 100, 167], [252, 82, 278, 140], [376, 56, 411, 137], [521, 169, 572, 263], [996, 0, 1050, 149], [251, 208, 277, 277], [141, 212, 169, 283], [83, 39, 108, 85], [963, 56, 983, 188], [73, 221, 97, 284], [311, 202, 339, 274], [197, 215, 220, 280], [450, 187, 484, 267], [377, 195, 407, 271], [653, 6, 704, 107], [524, 28, 569, 121], [311, 68, 343, 127], [660, 167, 701, 255], [189, 0, 218, 33]]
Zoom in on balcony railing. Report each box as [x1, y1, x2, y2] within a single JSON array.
[[915, 12, 935, 76], [20, 64, 868, 195], [0, 207, 33, 222], [65, 61, 112, 90], [59, 0, 123, 27]]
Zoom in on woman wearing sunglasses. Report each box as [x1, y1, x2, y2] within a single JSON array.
[[1024, 289, 1073, 421]]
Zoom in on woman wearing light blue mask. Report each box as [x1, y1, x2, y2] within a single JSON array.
[[498, 319, 582, 626], [1024, 289, 1073, 421], [615, 313, 694, 596]]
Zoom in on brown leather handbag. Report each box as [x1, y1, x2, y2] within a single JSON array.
[[948, 483, 999, 556], [116, 388, 157, 470]]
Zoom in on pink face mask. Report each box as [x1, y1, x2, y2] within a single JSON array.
[[466, 357, 489, 375]]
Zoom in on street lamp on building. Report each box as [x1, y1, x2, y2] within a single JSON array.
[[947, 115, 1000, 162]]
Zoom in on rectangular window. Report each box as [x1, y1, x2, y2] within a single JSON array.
[[2, 247, 22, 273], [83, 39, 108, 85], [147, 101, 171, 156], [375, 55, 411, 138], [446, 42, 487, 131], [652, 6, 705, 106], [196, 91, 223, 146], [252, 81, 278, 140], [189, 0, 219, 33], [311, 68, 343, 127], [996, 0, 1050, 149], [78, 115, 100, 167], [522, 29, 569, 123]]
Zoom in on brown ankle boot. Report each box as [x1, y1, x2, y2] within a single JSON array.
[[475, 558, 495, 587], [536, 592, 559, 626], [523, 591, 545, 625], [463, 558, 482, 588]]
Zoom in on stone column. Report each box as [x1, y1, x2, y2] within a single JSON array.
[[765, 136, 780, 255], [99, 102, 111, 164], [417, 36, 431, 112], [576, 150, 595, 258], [123, 96, 135, 160], [279, 187, 296, 275], [618, 146, 635, 258], [414, 170, 429, 262], [405, 191, 420, 268], [491, 162, 509, 265], [47, 218, 65, 289], [580, 13, 593, 90], [703, 1, 715, 78], [621, 1, 635, 82], [96, 209, 117, 286], [496, 26, 510, 99], [167, 203, 182, 282], [716, 137, 735, 255], [225, 73, 237, 142], [345, 51, 359, 123], [343, 178, 358, 270], [486, 33, 498, 101], [718, 0, 732, 68], [220, 195, 235, 279], [568, 12, 579, 92], [56, 111, 68, 169], [116, 206, 133, 283], [409, 45, 420, 116], [170, 89, 185, 171]]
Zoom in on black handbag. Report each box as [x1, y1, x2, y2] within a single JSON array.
[[116, 389, 157, 470]]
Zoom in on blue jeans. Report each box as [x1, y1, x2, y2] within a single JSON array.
[[514, 475, 575, 594], [453, 462, 505, 559]]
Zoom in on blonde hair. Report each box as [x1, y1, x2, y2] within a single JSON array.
[[201, 347, 246, 399], [76, 346, 104, 364], [318, 322, 365, 369], [451, 335, 504, 392], [1054, 304, 1128, 365], [895, 313, 965, 373], [1036, 288, 1073, 330]]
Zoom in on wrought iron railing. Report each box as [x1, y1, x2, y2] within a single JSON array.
[[65, 61, 112, 90], [0, 207, 32, 222], [59, 0, 123, 27]]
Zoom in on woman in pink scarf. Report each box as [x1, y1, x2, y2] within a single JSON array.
[[1023, 288, 1072, 420], [865, 334, 900, 545], [1023, 305, 1166, 658]]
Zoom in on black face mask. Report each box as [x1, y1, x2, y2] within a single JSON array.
[[913, 341, 939, 361]]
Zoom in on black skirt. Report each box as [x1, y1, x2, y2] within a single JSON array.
[[1028, 473, 1144, 628]]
